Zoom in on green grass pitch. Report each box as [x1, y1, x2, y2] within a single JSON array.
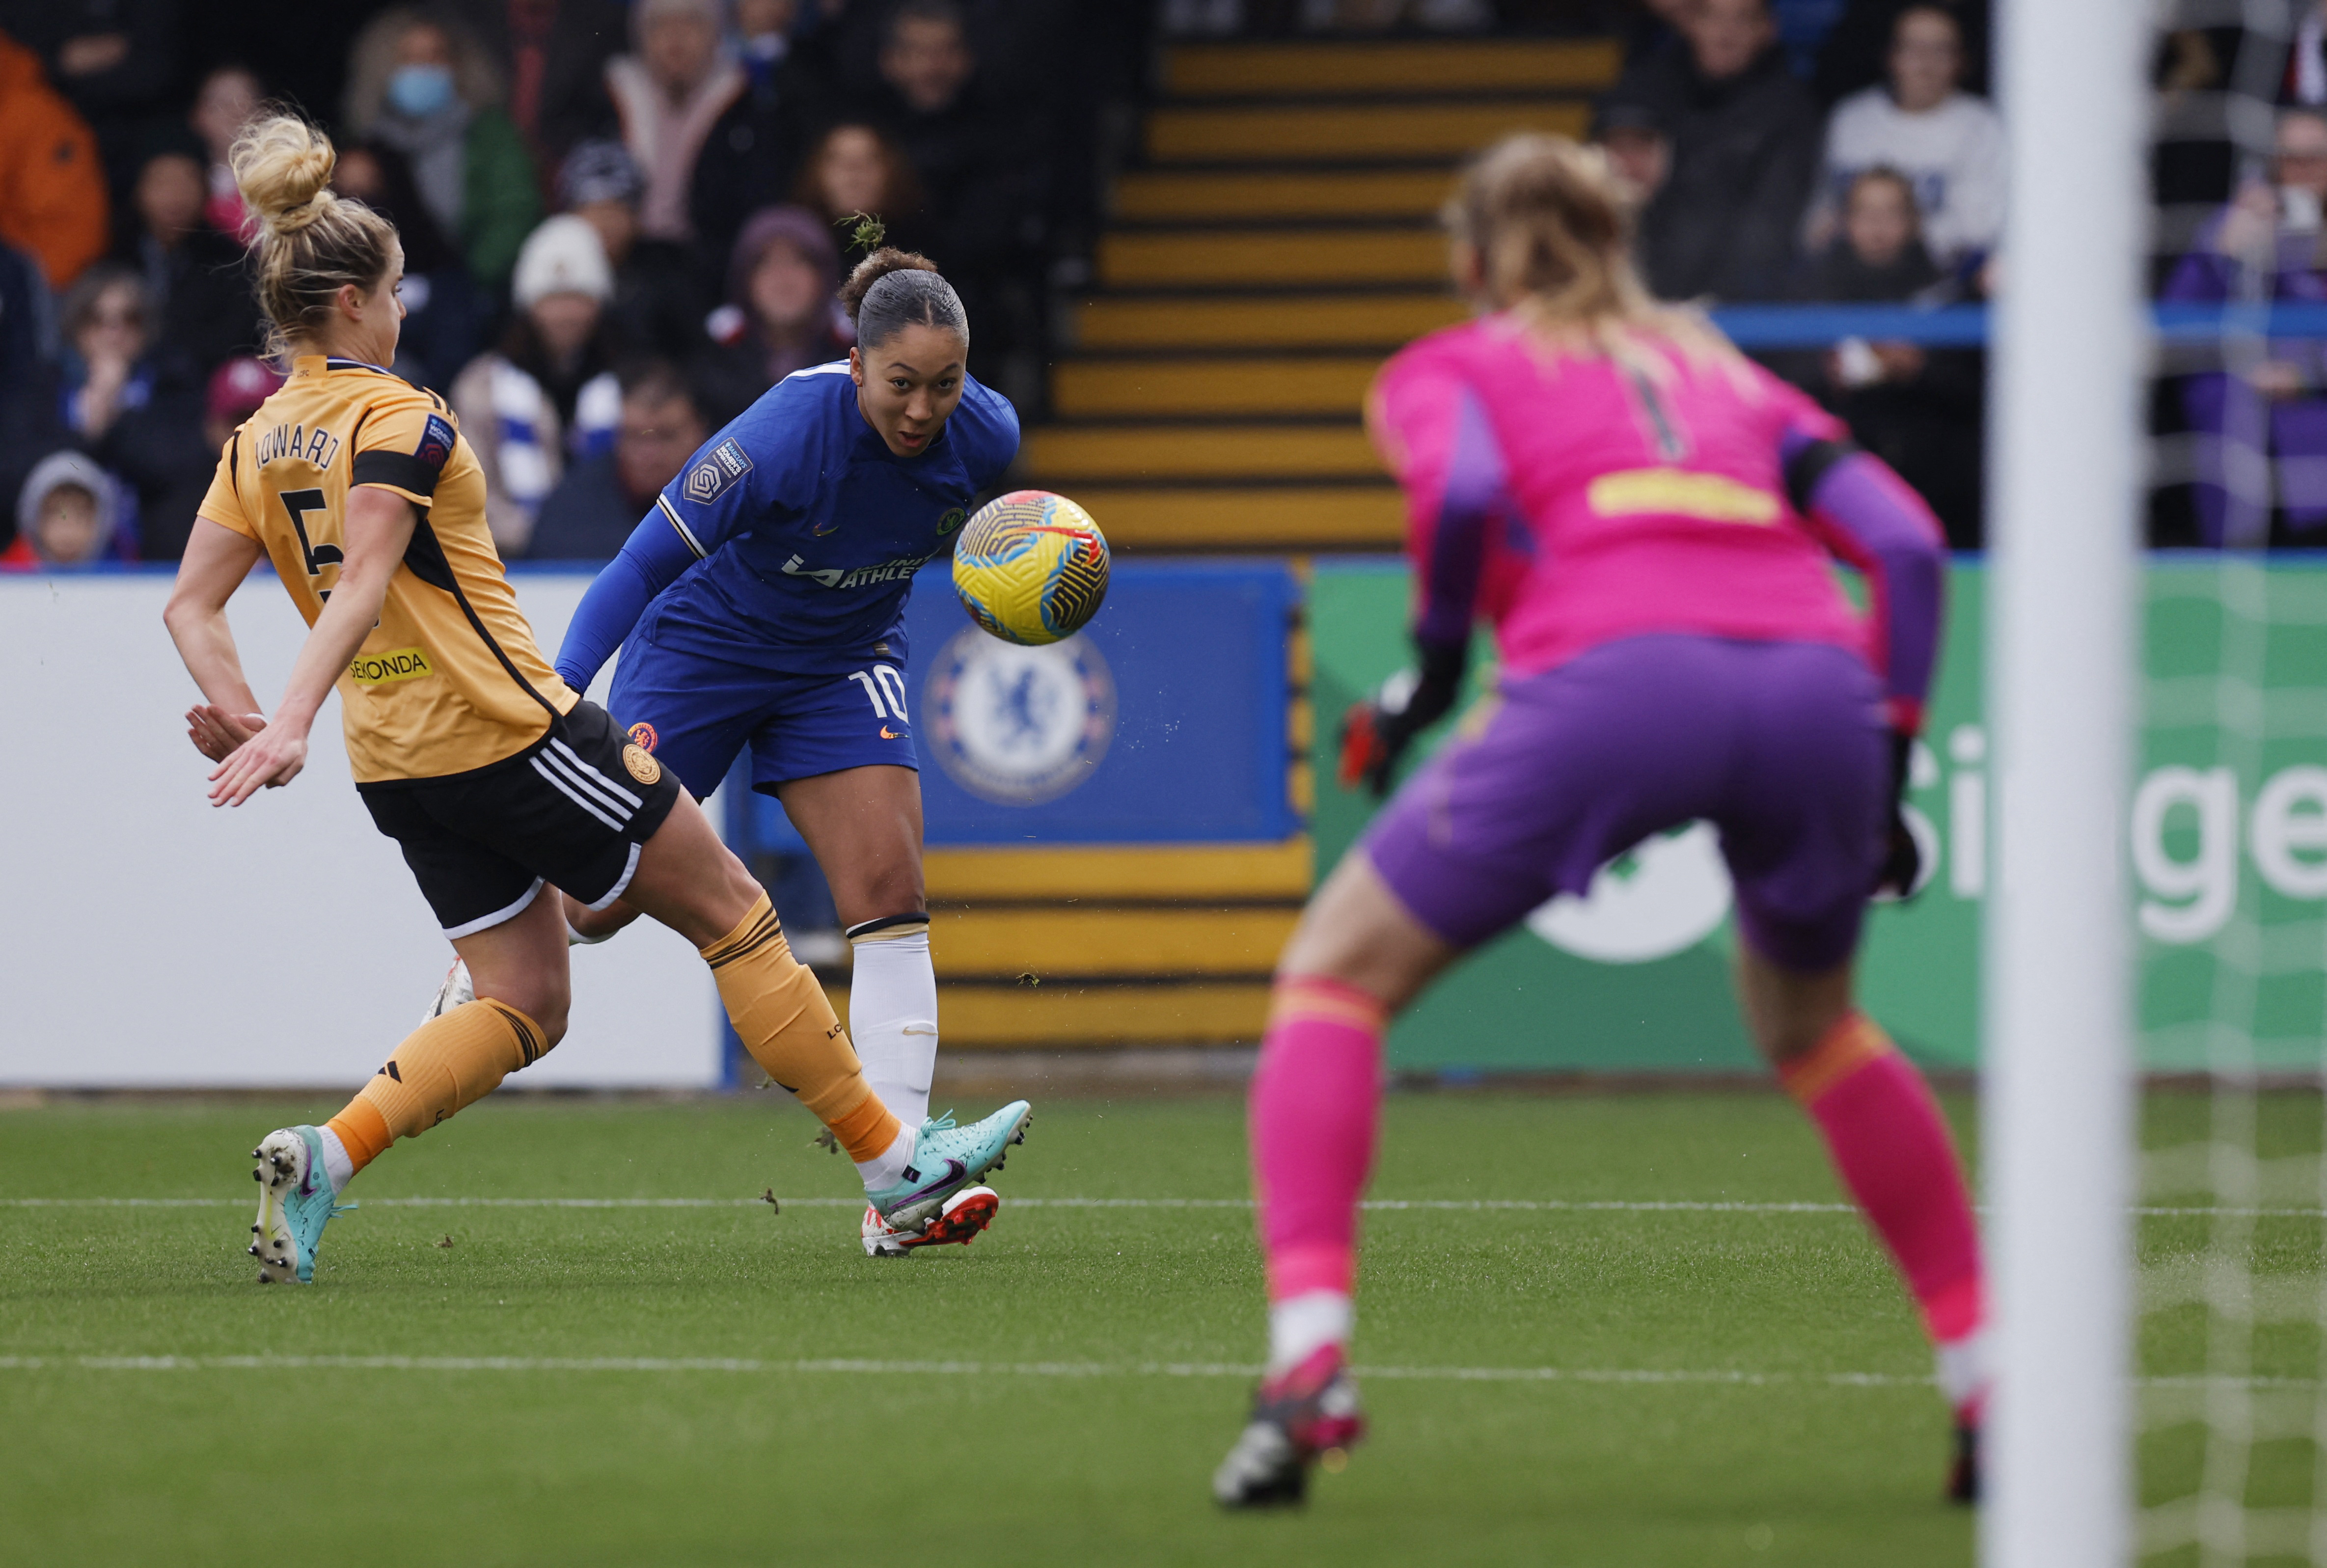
[[0, 1089, 2283, 1566]]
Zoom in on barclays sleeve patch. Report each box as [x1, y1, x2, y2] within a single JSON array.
[[415, 413, 457, 473], [682, 437, 754, 506]]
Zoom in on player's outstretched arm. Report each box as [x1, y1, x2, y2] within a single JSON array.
[[206, 487, 418, 807], [553, 507, 699, 691]]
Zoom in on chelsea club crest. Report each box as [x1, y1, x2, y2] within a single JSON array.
[[927, 627, 1116, 805]]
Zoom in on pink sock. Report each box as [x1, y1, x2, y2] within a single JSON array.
[[1782, 1013, 1987, 1410], [1251, 975, 1386, 1305]]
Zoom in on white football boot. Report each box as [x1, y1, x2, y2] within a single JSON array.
[[861, 1185, 1001, 1257]]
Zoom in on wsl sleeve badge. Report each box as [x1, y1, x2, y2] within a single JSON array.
[[950, 490, 1109, 646], [683, 437, 754, 506], [927, 629, 1116, 806]]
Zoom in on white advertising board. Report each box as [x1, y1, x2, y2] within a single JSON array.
[[0, 567, 722, 1088]]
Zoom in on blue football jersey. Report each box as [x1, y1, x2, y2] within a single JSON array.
[[633, 362, 1020, 674]]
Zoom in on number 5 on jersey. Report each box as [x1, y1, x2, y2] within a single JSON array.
[[282, 488, 342, 598]]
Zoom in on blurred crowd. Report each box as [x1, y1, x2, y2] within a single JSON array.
[[4, 0, 2319, 568], [0, 0, 1131, 567]]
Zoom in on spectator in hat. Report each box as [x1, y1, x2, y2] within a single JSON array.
[[527, 360, 707, 559], [331, 137, 486, 385], [344, 6, 543, 290], [1804, 3, 2004, 270], [603, 0, 745, 245], [1599, 0, 1824, 301], [1, 450, 132, 569], [111, 138, 261, 378], [189, 64, 263, 239], [201, 356, 281, 456], [1593, 101, 1672, 210], [690, 205, 852, 429], [559, 138, 704, 361], [0, 28, 108, 291], [451, 214, 626, 553]]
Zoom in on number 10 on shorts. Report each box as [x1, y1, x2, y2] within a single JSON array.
[[848, 667, 909, 723]]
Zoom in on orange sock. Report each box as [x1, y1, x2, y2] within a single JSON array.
[[323, 999, 548, 1177], [701, 894, 901, 1162]]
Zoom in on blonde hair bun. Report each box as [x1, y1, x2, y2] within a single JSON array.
[[231, 114, 339, 237]]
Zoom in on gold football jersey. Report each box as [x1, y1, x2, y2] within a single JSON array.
[[196, 356, 577, 783]]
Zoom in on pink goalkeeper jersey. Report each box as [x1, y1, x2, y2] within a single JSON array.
[[1368, 314, 1945, 730]]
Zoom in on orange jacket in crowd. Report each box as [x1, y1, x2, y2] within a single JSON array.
[[0, 30, 107, 290]]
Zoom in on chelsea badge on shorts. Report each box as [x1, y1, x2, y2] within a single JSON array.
[[926, 626, 1116, 806]]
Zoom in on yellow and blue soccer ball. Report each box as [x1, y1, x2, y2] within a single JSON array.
[[951, 490, 1110, 645]]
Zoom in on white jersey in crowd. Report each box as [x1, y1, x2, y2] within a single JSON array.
[[1811, 86, 2007, 267]]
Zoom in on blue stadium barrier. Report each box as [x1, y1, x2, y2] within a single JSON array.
[[1707, 301, 2327, 347], [727, 557, 1303, 853]]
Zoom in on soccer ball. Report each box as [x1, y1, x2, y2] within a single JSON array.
[[951, 490, 1110, 646]]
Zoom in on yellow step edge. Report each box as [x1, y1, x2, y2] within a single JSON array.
[[1023, 423, 1378, 483], [1053, 357, 1381, 419], [824, 983, 1272, 1047], [924, 839, 1313, 900], [1074, 293, 1465, 352], [1065, 486, 1401, 549], [1164, 38, 1623, 97], [927, 907, 1301, 979], [1115, 167, 1456, 223], [1148, 101, 1589, 163], [1099, 228, 1445, 289]]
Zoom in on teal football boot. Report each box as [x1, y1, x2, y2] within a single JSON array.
[[249, 1126, 356, 1284], [865, 1101, 1032, 1231]]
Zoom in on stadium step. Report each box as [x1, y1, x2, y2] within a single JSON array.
[[1067, 486, 1400, 550], [1097, 227, 1444, 290], [1023, 423, 1377, 483], [929, 907, 1300, 980], [923, 839, 1311, 902], [1146, 98, 1590, 165], [1072, 291, 1465, 353], [828, 980, 1270, 1048], [1027, 36, 1613, 550], [1113, 167, 1456, 225], [1053, 356, 1376, 419], [1161, 36, 1621, 98]]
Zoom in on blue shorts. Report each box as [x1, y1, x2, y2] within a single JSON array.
[[605, 633, 919, 800]]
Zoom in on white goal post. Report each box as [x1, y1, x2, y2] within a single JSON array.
[[1981, 0, 2148, 1561]]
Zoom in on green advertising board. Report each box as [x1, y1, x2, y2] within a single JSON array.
[[1308, 558, 2327, 1074]]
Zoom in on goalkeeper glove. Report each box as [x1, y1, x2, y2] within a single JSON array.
[[1337, 640, 1467, 798], [1874, 729, 1924, 901]]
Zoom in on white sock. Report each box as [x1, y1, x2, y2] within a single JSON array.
[[854, 1125, 917, 1192], [847, 920, 938, 1131], [1935, 1329, 1989, 1418], [315, 1125, 355, 1196], [1267, 1291, 1353, 1376]]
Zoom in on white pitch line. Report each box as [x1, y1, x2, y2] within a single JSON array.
[[0, 1353, 2305, 1392], [2, 1196, 2320, 1216]]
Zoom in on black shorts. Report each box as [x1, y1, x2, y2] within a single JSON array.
[[359, 700, 685, 938]]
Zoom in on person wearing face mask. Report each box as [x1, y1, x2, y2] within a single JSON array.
[[2163, 108, 2327, 547], [451, 214, 626, 554], [344, 6, 542, 291], [691, 205, 852, 429]]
